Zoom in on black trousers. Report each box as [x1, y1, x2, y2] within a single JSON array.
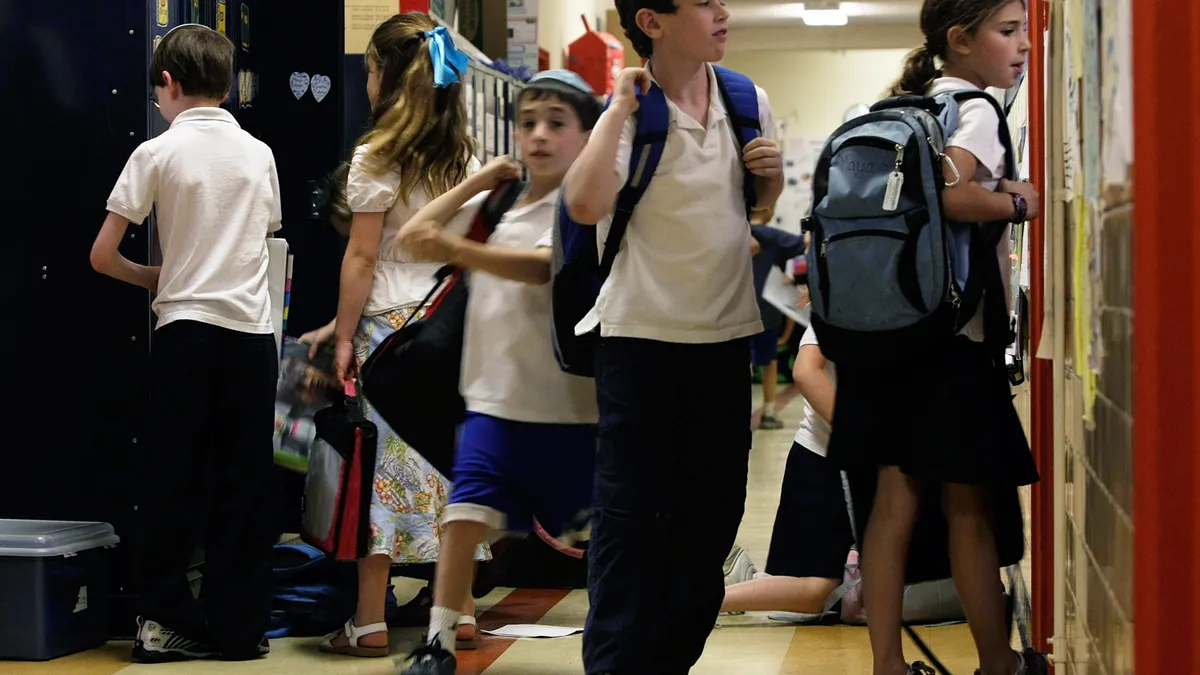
[[583, 337, 752, 675], [136, 320, 278, 657]]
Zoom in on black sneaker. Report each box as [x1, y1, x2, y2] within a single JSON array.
[[1019, 649, 1050, 675], [132, 617, 218, 663], [399, 640, 457, 675], [759, 413, 785, 430], [909, 663, 937, 675], [973, 649, 1051, 675]]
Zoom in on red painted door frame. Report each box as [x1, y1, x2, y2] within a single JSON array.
[[1026, 0, 1054, 653], [1133, 0, 1200, 673]]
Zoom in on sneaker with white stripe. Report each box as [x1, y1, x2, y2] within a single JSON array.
[[132, 617, 218, 663]]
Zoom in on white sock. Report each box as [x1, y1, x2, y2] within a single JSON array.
[[428, 606, 461, 655]]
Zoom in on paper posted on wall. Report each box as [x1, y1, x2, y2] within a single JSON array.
[[762, 267, 811, 328]]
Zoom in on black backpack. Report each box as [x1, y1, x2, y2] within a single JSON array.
[[359, 180, 525, 478]]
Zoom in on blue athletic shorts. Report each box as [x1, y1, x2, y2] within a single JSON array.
[[750, 327, 781, 367], [446, 412, 596, 539]]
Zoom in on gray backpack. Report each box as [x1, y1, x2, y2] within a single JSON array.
[[803, 90, 1018, 365]]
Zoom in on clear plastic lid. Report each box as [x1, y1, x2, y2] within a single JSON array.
[[0, 520, 120, 558]]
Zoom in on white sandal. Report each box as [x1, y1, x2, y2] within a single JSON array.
[[318, 619, 389, 658], [456, 615, 478, 651]]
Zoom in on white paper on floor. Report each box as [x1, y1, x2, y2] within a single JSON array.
[[481, 624, 584, 639]]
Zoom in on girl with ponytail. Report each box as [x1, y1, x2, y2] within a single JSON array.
[[310, 11, 487, 658], [837, 1, 1047, 674]]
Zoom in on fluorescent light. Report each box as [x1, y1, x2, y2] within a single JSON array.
[[803, 8, 849, 26]]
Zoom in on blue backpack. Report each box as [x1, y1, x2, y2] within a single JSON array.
[[550, 66, 763, 377], [803, 90, 1018, 367]]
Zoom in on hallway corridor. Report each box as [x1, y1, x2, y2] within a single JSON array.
[[6, 385, 1014, 675]]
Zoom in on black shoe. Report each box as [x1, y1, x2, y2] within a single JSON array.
[[1018, 649, 1050, 675], [389, 586, 434, 627], [132, 617, 219, 663], [909, 663, 937, 675], [399, 640, 457, 675], [972, 649, 1051, 675], [213, 636, 270, 661]]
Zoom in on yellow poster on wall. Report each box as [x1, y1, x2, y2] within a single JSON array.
[[345, 0, 398, 54], [217, 0, 228, 34], [157, 0, 169, 27], [1072, 199, 1097, 424]]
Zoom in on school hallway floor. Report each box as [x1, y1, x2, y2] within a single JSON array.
[[9, 383, 1030, 675]]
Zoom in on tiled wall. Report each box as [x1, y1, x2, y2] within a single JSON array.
[[1061, 213, 1134, 675], [1057, 1, 1135, 672]]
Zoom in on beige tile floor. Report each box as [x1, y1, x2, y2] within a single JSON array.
[[6, 384, 1023, 675]]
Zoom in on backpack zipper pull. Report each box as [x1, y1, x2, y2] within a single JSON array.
[[820, 238, 829, 257], [882, 143, 905, 212]]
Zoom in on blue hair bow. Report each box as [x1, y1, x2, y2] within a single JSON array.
[[424, 26, 468, 88]]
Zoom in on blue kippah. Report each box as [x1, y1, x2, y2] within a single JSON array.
[[528, 69, 594, 95]]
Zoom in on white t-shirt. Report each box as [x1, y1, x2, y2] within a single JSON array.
[[792, 325, 836, 457], [928, 77, 1013, 342], [460, 188, 598, 424], [575, 64, 774, 344], [107, 107, 281, 334], [346, 146, 482, 315]]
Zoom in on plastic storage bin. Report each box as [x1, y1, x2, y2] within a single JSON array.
[[0, 520, 120, 661]]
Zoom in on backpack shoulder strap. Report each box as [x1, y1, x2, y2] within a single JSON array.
[[946, 90, 1020, 359], [467, 179, 526, 243], [942, 89, 1019, 183], [598, 84, 670, 276], [712, 65, 762, 219]]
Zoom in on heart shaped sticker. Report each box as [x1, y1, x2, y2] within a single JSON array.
[[311, 74, 332, 103], [289, 72, 310, 100]]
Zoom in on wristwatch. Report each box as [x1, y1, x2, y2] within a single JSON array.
[[1010, 192, 1028, 224]]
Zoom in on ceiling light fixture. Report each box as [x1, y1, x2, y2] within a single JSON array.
[[800, 2, 849, 26]]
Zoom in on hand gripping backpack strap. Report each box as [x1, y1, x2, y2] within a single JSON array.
[[398, 181, 526, 332], [598, 84, 671, 277], [712, 65, 763, 220]]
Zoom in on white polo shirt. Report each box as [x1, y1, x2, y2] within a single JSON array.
[[346, 146, 482, 315], [107, 107, 281, 334], [576, 64, 775, 344], [792, 325, 836, 457], [460, 188, 598, 424], [929, 77, 1012, 343]]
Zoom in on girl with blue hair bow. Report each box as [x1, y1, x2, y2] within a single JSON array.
[[306, 11, 486, 658]]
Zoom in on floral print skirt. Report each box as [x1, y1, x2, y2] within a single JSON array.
[[354, 308, 489, 563]]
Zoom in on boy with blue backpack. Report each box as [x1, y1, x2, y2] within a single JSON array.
[[559, 1, 782, 672]]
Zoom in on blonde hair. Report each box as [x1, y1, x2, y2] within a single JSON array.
[[356, 12, 475, 205]]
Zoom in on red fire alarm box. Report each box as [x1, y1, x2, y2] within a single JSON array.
[[567, 15, 624, 97]]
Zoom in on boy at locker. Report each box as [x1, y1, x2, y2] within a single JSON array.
[[563, 1, 784, 672], [90, 24, 281, 663]]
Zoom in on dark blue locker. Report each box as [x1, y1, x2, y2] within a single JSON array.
[[3, 0, 156, 639]]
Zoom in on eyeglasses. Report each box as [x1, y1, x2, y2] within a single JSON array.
[[150, 93, 160, 109]]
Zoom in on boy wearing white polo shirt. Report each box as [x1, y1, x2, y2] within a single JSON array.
[[90, 24, 280, 664], [394, 71, 602, 675], [563, 1, 783, 672]]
